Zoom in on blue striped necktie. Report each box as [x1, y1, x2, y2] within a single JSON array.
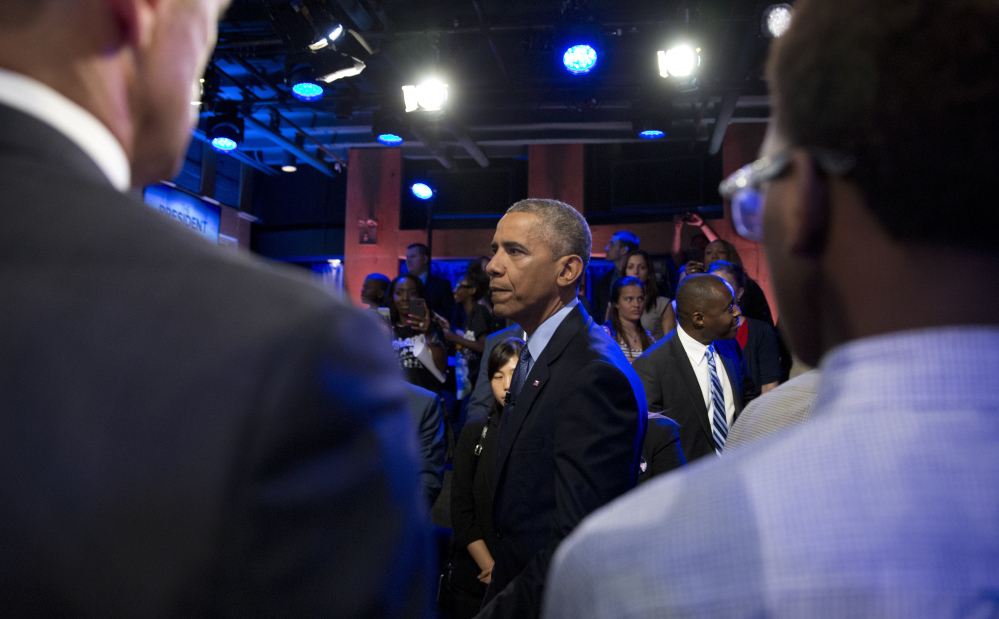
[[505, 346, 533, 407], [706, 346, 727, 454]]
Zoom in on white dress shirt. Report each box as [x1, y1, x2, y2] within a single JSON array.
[[0, 68, 130, 192], [676, 324, 736, 429], [524, 298, 579, 377]]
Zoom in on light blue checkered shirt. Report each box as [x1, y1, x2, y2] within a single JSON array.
[[543, 327, 999, 618]]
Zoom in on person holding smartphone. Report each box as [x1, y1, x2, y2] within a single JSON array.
[[387, 274, 448, 394]]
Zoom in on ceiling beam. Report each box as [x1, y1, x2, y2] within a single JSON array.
[[244, 117, 338, 177]]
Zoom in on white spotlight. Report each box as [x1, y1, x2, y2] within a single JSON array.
[[762, 4, 793, 38], [658, 45, 700, 78], [402, 79, 449, 113]]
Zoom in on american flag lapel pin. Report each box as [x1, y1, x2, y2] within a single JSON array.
[[532, 380, 539, 387]]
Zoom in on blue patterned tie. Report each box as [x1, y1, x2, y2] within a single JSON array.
[[506, 346, 533, 406], [706, 346, 727, 454]]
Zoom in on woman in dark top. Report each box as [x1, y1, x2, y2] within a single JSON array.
[[708, 261, 781, 394], [450, 337, 524, 618], [387, 274, 448, 394], [435, 270, 492, 400]]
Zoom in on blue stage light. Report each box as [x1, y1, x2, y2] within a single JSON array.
[[411, 183, 434, 200], [562, 44, 598, 75], [639, 130, 666, 140], [291, 81, 324, 102], [210, 137, 238, 152], [377, 133, 404, 146]]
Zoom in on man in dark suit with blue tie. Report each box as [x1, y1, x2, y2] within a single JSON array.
[[474, 199, 646, 618], [633, 274, 758, 463]]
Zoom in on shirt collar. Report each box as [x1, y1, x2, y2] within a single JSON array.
[[526, 298, 579, 363], [677, 323, 711, 368], [0, 68, 131, 192]]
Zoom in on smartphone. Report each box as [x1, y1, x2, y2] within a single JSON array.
[[410, 298, 427, 319]]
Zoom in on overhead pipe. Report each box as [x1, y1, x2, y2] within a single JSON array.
[[442, 119, 490, 168], [244, 116, 337, 177]]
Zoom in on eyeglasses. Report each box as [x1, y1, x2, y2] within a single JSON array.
[[718, 148, 856, 242]]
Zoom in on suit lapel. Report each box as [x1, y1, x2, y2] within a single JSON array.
[[669, 334, 714, 447], [494, 304, 588, 484]]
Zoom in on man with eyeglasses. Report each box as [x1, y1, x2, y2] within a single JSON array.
[[542, 0, 999, 616]]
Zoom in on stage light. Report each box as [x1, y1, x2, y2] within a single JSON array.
[[312, 51, 365, 83], [289, 64, 323, 101], [377, 134, 403, 146], [411, 183, 434, 200], [762, 4, 793, 38], [207, 106, 243, 153], [562, 44, 598, 75], [281, 151, 297, 173], [658, 45, 700, 78], [402, 79, 449, 112], [328, 24, 344, 41], [632, 100, 671, 140], [372, 108, 408, 146], [639, 130, 666, 140]]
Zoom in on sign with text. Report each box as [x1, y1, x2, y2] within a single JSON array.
[[144, 184, 221, 243]]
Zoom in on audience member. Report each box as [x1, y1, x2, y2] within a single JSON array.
[[632, 274, 757, 463], [436, 270, 493, 399], [592, 230, 640, 322], [602, 276, 655, 363], [406, 242, 455, 318], [0, 0, 431, 615], [709, 261, 781, 393], [465, 325, 525, 424], [726, 369, 821, 451], [637, 412, 686, 485], [388, 274, 448, 394], [671, 213, 716, 268], [703, 238, 774, 326], [405, 383, 447, 508], [544, 0, 999, 615], [477, 199, 645, 618], [360, 272, 390, 309], [623, 249, 673, 339], [450, 337, 524, 619]]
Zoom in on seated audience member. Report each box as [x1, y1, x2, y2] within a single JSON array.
[[543, 1, 999, 616], [405, 383, 447, 507], [436, 270, 492, 400], [360, 272, 390, 309], [726, 369, 821, 451], [602, 276, 655, 363], [709, 261, 781, 394], [0, 0, 432, 615], [623, 250, 673, 339], [449, 338, 525, 619], [637, 412, 686, 485], [632, 274, 756, 463], [388, 274, 448, 394]]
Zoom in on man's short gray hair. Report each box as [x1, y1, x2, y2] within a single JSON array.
[[507, 199, 592, 272]]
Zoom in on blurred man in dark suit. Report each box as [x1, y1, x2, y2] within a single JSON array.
[[0, 1, 431, 615], [406, 242, 455, 319]]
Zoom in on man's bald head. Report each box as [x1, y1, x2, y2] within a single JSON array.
[[676, 274, 740, 345]]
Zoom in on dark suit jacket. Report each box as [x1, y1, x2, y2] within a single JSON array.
[[633, 329, 757, 463], [477, 304, 646, 618], [423, 272, 455, 319], [590, 267, 618, 324], [405, 384, 447, 508], [466, 325, 525, 423], [638, 413, 686, 485], [0, 104, 432, 617]]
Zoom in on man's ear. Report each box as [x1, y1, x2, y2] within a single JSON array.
[[556, 255, 584, 289], [787, 148, 831, 257], [691, 311, 705, 329], [107, 0, 157, 50]]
